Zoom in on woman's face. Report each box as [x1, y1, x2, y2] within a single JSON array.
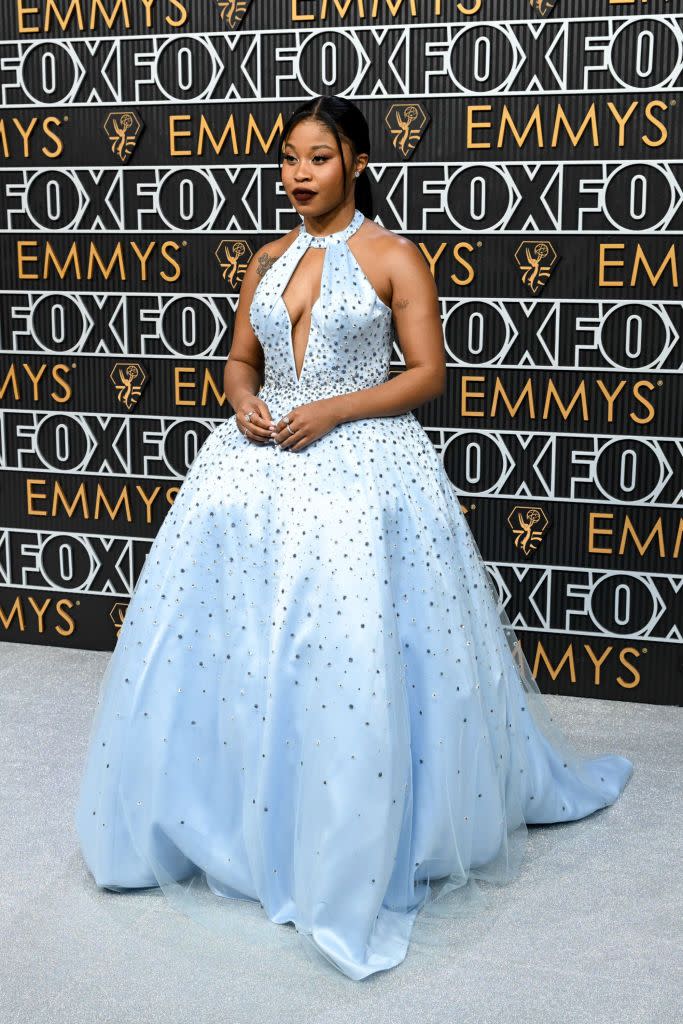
[[280, 119, 362, 214]]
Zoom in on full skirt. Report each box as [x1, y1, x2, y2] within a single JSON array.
[[75, 410, 633, 980]]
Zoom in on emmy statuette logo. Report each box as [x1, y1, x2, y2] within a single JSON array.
[[110, 362, 149, 410], [110, 602, 128, 637], [514, 240, 560, 294], [384, 103, 431, 159], [507, 506, 549, 556], [215, 0, 252, 28], [103, 111, 144, 163], [216, 238, 254, 288], [529, 0, 558, 16]]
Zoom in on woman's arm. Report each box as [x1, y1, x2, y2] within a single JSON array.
[[329, 235, 446, 424], [223, 245, 270, 413]]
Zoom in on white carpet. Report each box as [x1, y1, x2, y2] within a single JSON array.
[[1, 640, 681, 1024]]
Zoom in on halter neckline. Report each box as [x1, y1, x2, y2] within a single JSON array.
[[298, 208, 364, 248]]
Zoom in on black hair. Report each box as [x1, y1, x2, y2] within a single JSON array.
[[278, 95, 373, 219]]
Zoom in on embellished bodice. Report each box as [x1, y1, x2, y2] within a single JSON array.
[[248, 208, 395, 410]]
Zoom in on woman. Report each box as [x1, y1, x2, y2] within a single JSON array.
[[75, 95, 633, 982]]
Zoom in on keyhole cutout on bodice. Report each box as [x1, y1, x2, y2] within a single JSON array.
[[281, 246, 325, 383]]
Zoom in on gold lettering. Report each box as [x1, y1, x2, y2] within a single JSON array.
[[94, 486, 133, 521], [631, 243, 678, 288], [643, 100, 668, 147], [50, 363, 71, 401], [245, 113, 283, 155], [17, 240, 39, 280], [0, 366, 20, 401], [12, 116, 39, 157], [52, 481, 89, 518], [451, 241, 475, 286], [166, 0, 188, 27], [551, 103, 599, 148], [139, 0, 155, 26], [418, 241, 446, 279], [588, 512, 615, 555], [584, 645, 612, 687], [674, 518, 683, 560], [631, 380, 655, 424], [498, 105, 543, 149], [89, 0, 130, 29], [466, 105, 492, 149], [491, 378, 535, 419], [129, 240, 155, 281], [595, 379, 628, 422], [175, 366, 195, 405], [55, 598, 76, 636], [620, 517, 666, 558], [292, 0, 317, 19], [0, 596, 25, 630], [533, 643, 576, 684], [87, 242, 125, 281], [32, 596, 52, 632], [201, 368, 228, 407], [169, 115, 193, 157], [175, 367, 228, 406], [542, 380, 589, 422], [199, 115, 239, 157], [606, 101, 638, 147], [26, 478, 48, 516], [160, 240, 182, 282], [16, 1, 41, 32], [44, 241, 82, 280], [598, 243, 625, 287], [136, 484, 162, 523], [42, 116, 63, 157], [617, 648, 641, 689], [461, 376, 485, 418], [45, 0, 85, 31], [22, 363, 47, 401]]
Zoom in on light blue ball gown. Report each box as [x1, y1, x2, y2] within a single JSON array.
[[75, 207, 633, 981]]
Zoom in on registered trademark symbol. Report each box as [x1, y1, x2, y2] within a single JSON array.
[[182, 240, 187, 246], [657, 380, 663, 386], [671, 100, 676, 107], [642, 647, 647, 654], [470, 503, 476, 510], [72, 362, 76, 368], [476, 240, 482, 248]]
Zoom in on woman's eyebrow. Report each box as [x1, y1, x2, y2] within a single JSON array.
[[283, 143, 335, 151]]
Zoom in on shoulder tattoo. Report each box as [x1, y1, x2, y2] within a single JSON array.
[[394, 298, 410, 310], [256, 251, 277, 278]]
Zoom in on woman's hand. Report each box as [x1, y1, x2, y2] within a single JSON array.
[[237, 398, 275, 445], [270, 399, 341, 452]]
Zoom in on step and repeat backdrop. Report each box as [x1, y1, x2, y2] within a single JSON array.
[[0, 0, 680, 704]]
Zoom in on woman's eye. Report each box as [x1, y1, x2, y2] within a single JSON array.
[[283, 155, 328, 164]]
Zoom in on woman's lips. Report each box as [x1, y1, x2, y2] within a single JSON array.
[[293, 190, 316, 201]]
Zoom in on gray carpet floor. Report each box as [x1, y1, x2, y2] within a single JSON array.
[[1, 640, 681, 1024]]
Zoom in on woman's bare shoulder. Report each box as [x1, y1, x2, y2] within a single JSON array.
[[359, 216, 417, 257], [250, 226, 299, 280]]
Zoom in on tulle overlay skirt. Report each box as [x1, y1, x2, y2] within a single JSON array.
[[75, 402, 633, 981]]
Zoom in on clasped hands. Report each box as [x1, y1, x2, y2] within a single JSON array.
[[237, 397, 340, 452]]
